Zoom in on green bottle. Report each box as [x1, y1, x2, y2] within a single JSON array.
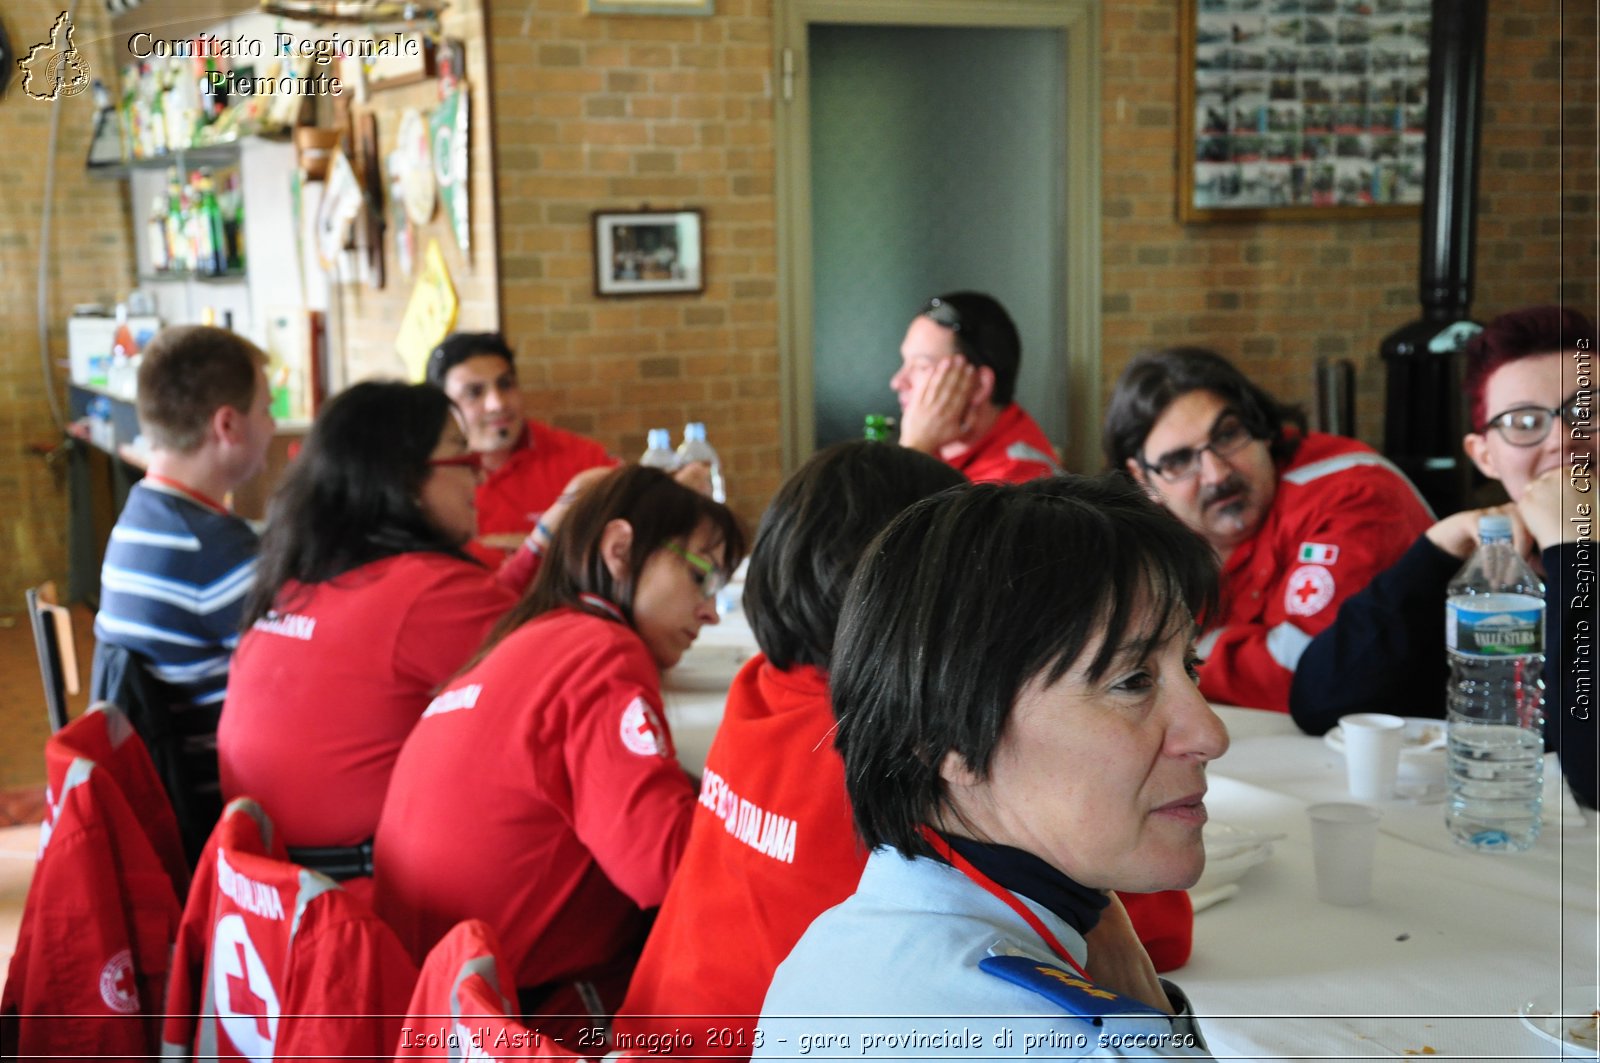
[[863, 413, 895, 442]]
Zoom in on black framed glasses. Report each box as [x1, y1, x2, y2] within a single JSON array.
[[920, 296, 962, 333], [1480, 394, 1586, 447], [427, 451, 485, 472], [664, 542, 728, 602], [1140, 413, 1257, 482]]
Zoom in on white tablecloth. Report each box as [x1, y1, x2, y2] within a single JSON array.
[[1195, 708, 1599, 1062]]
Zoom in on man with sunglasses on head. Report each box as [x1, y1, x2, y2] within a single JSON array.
[[1290, 306, 1596, 808], [892, 291, 1062, 483], [1104, 347, 1433, 714], [427, 331, 617, 567]]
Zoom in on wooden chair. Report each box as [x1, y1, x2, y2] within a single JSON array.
[[25, 580, 79, 733]]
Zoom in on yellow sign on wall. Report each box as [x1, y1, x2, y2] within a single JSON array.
[[395, 239, 458, 380]]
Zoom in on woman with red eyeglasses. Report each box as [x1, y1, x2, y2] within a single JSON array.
[[374, 465, 746, 1042], [217, 380, 520, 901]]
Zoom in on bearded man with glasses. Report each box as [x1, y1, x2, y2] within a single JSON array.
[[1104, 346, 1433, 714], [1290, 306, 1597, 810]]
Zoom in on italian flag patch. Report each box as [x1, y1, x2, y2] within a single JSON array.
[[1298, 542, 1339, 565]]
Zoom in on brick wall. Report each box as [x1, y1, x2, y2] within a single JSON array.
[[487, 0, 781, 529], [2, 0, 1591, 600], [1099, 0, 1597, 453], [0, 0, 134, 605]]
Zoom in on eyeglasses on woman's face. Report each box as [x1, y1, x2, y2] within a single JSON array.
[[1140, 413, 1257, 483], [427, 451, 485, 473], [1480, 394, 1585, 447], [664, 541, 728, 601]]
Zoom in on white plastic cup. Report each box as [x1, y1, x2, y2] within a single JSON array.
[[1307, 802, 1381, 906], [1340, 712, 1406, 801]]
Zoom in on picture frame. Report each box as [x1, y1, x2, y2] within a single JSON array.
[[586, 0, 713, 15], [593, 209, 705, 297], [1178, 0, 1429, 222]]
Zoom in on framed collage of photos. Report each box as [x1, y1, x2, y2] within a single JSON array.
[[1179, 0, 1431, 222]]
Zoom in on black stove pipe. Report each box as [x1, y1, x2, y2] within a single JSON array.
[[1379, 0, 1488, 517]]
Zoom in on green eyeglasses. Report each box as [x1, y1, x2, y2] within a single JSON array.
[[664, 542, 728, 602]]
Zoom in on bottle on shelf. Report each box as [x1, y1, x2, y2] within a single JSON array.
[[109, 303, 140, 399], [1444, 513, 1546, 852], [146, 193, 170, 274], [863, 413, 896, 442], [675, 422, 725, 504], [164, 171, 190, 273], [194, 169, 229, 276], [640, 428, 678, 470]]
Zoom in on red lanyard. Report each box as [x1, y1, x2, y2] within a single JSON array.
[[918, 824, 1093, 981], [142, 473, 231, 515]]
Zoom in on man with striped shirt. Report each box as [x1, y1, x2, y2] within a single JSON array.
[[92, 325, 274, 796], [1104, 347, 1433, 713]]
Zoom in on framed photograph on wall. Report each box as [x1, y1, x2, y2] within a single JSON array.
[[1179, 0, 1429, 222], [593, 209, 705, 296]]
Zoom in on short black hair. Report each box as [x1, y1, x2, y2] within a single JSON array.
[[1103, 347, 1307, 472], [745, 441, 964, 672], [831, 474, 1219, 858], [918, 292, 1022, 407], [426, 332, 516, 388]]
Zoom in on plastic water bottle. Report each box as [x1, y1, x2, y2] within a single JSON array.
[[640, 428, 677, 470], [676, 422, 725, 503], [1444, 514, 1545, 851]]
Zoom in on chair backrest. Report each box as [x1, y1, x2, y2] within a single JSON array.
[[398, 920, 585, 1061], [90, 640, 222, 865], [163, 798, 419, 1062], [1, 704, 185, 1060], [25, 581, 75, 733], [1315, 356, 1357, 438]]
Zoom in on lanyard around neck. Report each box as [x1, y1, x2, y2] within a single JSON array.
[[142, 473, 230, 516], [918, 824, 1092, 981]]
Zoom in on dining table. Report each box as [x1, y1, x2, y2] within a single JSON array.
[[661, 597, 1598, 1061]]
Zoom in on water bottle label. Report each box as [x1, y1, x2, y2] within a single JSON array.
[[1446, 595, 1544, 657]]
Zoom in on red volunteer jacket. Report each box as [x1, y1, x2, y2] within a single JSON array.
[[616, 660, 862, 1055], [397, 919, 591, 1060], [946, 403, 1061, 484], [374, 606, 696, 1003], [614, 659, 1196, 1061], [161, 798, 417, 1060], [1198, 432, 1434, 713], [1, 706, 187, 1060], [469, 419, 616, 566], [218, 552, 515, 859]]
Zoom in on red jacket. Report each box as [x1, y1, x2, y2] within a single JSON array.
[[947, 403, 1061, 484], [1, 706, 186, 1060], [468, 420, 616, 566], [219, 553, 515, 858], [614, 659, 1195, 1061], [374, 607, 696, 1003], [397, 919, 592, 1060], [161, 798, 417, 1060], [1198, 432, 1434, 712], [616, 660, 862, 1055]]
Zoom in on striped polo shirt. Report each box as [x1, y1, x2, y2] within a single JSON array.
[[93, 478, 260, 710]]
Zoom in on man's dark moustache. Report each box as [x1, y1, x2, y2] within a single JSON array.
[[1200, 479, 1245, 506]]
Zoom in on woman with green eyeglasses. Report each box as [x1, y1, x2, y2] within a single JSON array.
[[374, 464, 746, 1040], [1291, 305, 1596, 809]]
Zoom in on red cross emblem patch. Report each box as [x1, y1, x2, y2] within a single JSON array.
[[1284, 564, 1336, 617]]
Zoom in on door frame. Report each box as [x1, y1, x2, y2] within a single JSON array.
[[774, 0, 1103, 474]]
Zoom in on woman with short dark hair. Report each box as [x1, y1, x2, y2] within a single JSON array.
[[219, 381, 516, 898], [616, 441, 964, 1054], [757, 474, 1225, 1061], [375, 465, 746, 1040]]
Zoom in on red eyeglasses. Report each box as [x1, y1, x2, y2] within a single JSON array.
[[428, 451, 484, 472]]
